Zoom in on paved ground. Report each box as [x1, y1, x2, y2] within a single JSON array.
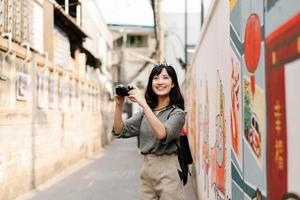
[[18, 137, 197, 200]]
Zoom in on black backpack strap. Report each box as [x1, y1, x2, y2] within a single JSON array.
[[167, 106, 176, 120]]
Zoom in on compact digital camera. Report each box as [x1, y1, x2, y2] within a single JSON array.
[[115, 84, 133, 96]]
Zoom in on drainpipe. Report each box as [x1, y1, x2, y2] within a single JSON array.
[[184, 0, 188, 66]]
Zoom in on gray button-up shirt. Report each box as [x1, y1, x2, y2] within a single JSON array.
[[113, 105, 186, 155]]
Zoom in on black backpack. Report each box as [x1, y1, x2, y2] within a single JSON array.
[[166, 107, 193, 186], [176, 133, 193, 185]]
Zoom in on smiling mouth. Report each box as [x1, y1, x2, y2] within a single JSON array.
[[156, 86, 166, 90]]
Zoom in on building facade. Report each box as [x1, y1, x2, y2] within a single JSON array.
[[110, 24, 156, 116], [184, 0, 300, 199], [0, 0, 113, 199]]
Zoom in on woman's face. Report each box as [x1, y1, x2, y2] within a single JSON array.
[[152, 68, 174, 97]]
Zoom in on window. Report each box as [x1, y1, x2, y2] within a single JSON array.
[[55, 0, 81, 24], [29, 0, 44, 53], [126, 35, 148, 48], [113, 37, 123, 49]]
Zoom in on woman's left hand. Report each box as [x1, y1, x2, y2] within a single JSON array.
[[128, 85, 147, 107]]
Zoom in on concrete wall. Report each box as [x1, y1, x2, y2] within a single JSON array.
[[0, 44, 113, 200], [185, 0, 300, 199]]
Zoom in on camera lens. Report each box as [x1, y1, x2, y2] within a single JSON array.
[[115, 84, 129, 96]]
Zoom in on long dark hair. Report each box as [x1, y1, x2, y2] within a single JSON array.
[[145, 63, 185, 110]]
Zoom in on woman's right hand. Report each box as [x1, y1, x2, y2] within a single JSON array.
[[113, 95, 125, 134], [115, 95, 125, 106]]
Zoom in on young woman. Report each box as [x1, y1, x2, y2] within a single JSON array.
[[113, 63, 186, 200]]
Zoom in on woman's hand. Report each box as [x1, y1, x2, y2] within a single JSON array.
[[115, 95, 125, 107], [128, 85, 147, 108], [113, 95, 125, 134]]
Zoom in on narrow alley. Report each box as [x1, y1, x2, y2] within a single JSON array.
[[17, 137, 197, 200], [1, 0, 300, 200]]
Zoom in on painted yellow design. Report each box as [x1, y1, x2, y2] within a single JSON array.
[[274, 139, 284, 170], [230, 0, 237, 12], [297, 36, 300, 53], [272, 51, 276, 65], [274, 100, 282, 134]]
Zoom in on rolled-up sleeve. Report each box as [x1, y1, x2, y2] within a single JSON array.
[[163, 109, 186, 143], [112, 111, 143, 138]]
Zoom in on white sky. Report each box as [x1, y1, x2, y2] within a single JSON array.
[[96, 0, 204, 26], [96, 0, 154, 26], [162, 0, 201, 13]]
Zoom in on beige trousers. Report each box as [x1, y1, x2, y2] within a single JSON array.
[[139, 154, 184, 200]]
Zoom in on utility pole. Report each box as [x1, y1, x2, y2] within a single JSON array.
[[201, 0, 204, 27], [184, 0, 188, 66], [120, 29, 127, 83], [157, 0, 164, 63], [115, 28, 126, 84]]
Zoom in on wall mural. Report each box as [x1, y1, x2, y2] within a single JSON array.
[[235, 1, 267, 199], [188, 0, 300, 199], [243, 13, 264, 162], [211, 71, 227, 199], [230, 51, 242, 163], [243, 77, 264, 163], [265, 12, 300, 200], [190, 77, 197, 162], [202, 79, 210, 198]]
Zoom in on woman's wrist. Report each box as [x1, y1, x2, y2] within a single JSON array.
[[140, 101, 149, 110], [115, 103, 123, 109]]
